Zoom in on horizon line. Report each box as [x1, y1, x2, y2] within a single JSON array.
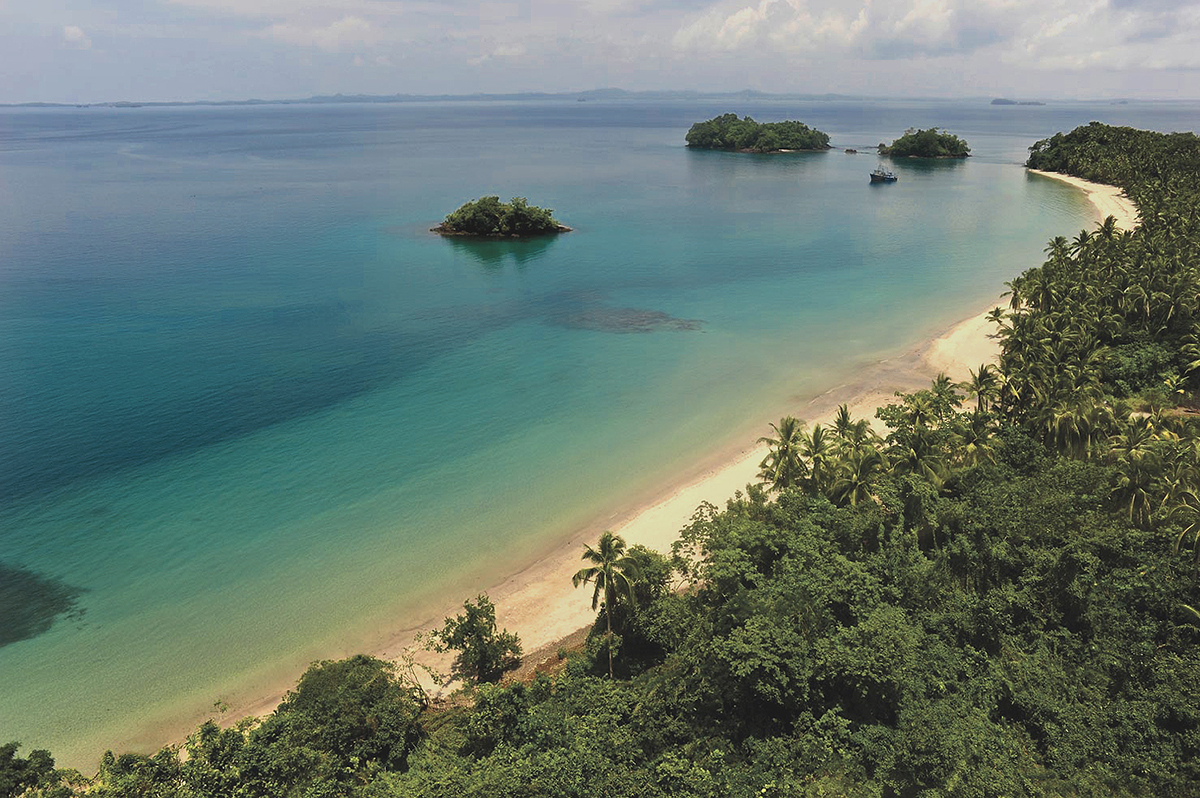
[[1, 87, 1182, 109]]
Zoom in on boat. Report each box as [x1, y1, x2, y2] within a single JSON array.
[[870, 167, 898, 183]]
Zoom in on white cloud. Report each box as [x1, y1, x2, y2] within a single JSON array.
[[673, 0, 1011, 57], [164, 0, 416, 20], [258, 15, 384, 51], [672, 0, 1200, 70], [5, 0, 1197, 102], [62, 24, 92, 49], [1004, 0, 1200, 71], [468, 42, 528, 65]]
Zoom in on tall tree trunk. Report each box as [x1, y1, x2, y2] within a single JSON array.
[[605, 592, 613, 679]]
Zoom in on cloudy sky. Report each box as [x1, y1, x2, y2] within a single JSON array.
[[4, 0, 1199, 103]]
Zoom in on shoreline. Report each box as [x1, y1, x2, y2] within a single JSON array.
[[208, 297, 1012, 736], [432, 167, 1136, 687], [1027, 169, 1139, 229], [120, 167, 1135, 761], [460, 306, 1002, 665]]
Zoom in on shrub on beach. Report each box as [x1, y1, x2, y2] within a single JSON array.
[[429, 594, 522, 684]]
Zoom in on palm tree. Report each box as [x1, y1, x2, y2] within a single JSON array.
[[572, 531, 640, 678], [1159, 452, 1196, 512], [832, 404, 878, 458], [1097, 214, 1119, 241], [1109, 417, 1157, 465], [832, 404, 857, 439], [1048, 400, 1114, 460], [930, 373, 963, 420], [1113, 456, 1158, 528], [801, 424, 837, 494], [903, 392, 939, 429], [1169, 494, 1200, 562], [953, 410, 998, 468], [758, 416, 808, 491], [960, 363, 1000, 412], [891, 426, 946, 486], [1044, 235, 1070, 261], [985, 306, 1010, 338], [1069, 229, 1092, 258], [829, 448, 886, 507]]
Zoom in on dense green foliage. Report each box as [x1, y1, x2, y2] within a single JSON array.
[[435, 196, 565, 237], [1, 655, 425, 798], [0, 744, 64, 798], [1027, 122, 1200, 210], [685, 114, 830, 152], [9, 123, 1200, 797], [429, 595, 522, 684], [879, 127, 971, 157]]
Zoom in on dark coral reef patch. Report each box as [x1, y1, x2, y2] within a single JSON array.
[[0, 562, 85, 648]]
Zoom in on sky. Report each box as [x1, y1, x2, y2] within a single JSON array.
[[3, 0, 1199, 103]]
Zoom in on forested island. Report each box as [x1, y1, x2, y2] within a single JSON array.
[[685, 113, 831, 153], [5, 123, 1200, 796], [879, 127, 971, 158], [432, 196, 570, 237]]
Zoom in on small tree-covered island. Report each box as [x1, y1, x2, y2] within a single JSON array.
[[879, 127, 971, 158], [685, 113, 831, 153], [431, 196, 571, 237]]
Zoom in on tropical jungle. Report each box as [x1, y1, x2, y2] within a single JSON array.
[[684, 114, 831, 153]]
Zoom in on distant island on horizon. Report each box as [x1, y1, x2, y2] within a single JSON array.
[[0, 88, 1165, 109], [992, 97, 1047, 106], [2, 89, 860, 109]]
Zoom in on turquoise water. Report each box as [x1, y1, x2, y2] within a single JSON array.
[[2, 100, 1197, 766]]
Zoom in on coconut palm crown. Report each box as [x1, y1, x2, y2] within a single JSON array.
[[573, 531, 640, 677]]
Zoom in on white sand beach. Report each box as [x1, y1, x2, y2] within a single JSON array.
[[1028, 169, 1140, 229]]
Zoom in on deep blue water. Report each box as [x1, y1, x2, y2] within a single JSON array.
[[2, 98, 1198, 766]]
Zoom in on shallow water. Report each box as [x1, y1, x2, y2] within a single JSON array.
[[2, 98, 1197, 766]]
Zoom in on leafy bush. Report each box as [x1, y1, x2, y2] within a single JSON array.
[[0, 743, 59, 798], [430, 595, 522, 684], [1101, 342, 1177, 397], [272, 654, 425, 770]]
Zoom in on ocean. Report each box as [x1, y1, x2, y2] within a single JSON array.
[[2, 98, 1198, 767]]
